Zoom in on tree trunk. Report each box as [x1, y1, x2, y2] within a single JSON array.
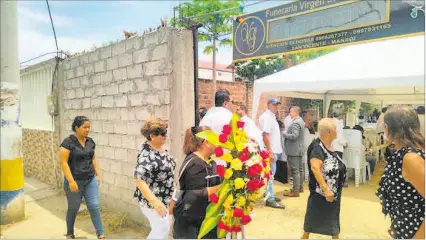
[[212, 38, 217, 100]]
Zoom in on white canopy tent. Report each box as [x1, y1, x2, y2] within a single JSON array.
[[251, 35, 425, 119]]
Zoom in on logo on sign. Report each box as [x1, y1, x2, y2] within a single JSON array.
[[234, 16, 265, 56]]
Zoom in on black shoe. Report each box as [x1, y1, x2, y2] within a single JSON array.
[[266, 200, 285, 209], [274, 197, 282, 202]]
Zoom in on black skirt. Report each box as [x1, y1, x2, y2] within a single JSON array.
[[303, 192, 342, 236], [274, 160, 288, 184]]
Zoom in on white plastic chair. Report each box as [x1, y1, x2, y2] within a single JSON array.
[[343, 129, 368, 187], [302, 132, 315, 182]]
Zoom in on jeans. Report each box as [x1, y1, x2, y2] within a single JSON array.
[[288, 156, 303, 193], [64, 177, 104, 236], [140, 206, 170, 239], [64, 176, 104, 236], [266, 153, 280, 201]]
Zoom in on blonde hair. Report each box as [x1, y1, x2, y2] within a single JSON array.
[[140, 117, 168, 140], [318, 118, 336, 137]]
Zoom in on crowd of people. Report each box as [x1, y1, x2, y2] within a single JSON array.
[[58, 89, 424, 239]]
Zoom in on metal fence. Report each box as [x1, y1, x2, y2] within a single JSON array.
[[20, 60, 55, 131]]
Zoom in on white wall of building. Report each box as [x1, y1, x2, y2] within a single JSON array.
[[198, 68, 233, 82]]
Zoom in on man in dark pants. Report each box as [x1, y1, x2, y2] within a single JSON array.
[[283, 106, 305, 197]]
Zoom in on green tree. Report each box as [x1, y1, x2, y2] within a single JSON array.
[[173, 0, 243, 97], [235, 57, 284, 106]]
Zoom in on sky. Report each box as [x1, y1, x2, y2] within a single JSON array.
[[18, 0, 283, 67]]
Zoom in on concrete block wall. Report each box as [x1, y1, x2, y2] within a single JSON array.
[[59, 27, 194, 222]]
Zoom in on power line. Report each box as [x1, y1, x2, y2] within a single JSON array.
[[45, 0, 59, 55], [187, 0, 272, 20], [19, 51, 61, 65], [45, 0, 60, 96]]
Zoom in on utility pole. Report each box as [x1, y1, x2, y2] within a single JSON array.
[[182, 17, 203, 126], [0, 0, 25, 225]]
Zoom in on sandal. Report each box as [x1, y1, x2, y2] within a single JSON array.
[[98, 235, 105, 239], [65, 234, 75, 239]]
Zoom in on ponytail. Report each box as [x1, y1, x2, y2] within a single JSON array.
[[182, 126, 210, 155]]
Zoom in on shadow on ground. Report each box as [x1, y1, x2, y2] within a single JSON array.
[[1, 178, 148, 239]]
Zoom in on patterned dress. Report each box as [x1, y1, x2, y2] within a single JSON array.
[[133, 143, 176, 209], [376, 147, 425, 239]]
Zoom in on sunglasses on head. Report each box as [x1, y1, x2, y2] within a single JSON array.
[[153, 128, 167, 137]]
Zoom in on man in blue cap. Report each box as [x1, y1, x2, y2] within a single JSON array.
[[258, 97, 285, 209]]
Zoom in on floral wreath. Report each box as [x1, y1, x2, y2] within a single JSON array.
[[195, 113, 272, 239]]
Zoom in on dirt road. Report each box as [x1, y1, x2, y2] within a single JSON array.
[[2, 165, 390, 239]]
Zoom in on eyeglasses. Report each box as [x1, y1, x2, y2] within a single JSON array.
[[153, 128, 167, 137]]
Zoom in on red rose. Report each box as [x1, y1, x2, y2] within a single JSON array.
[[241, 215, 252, 225], [231, 226, 242, 232], [233, 208, 244, 218], [218, 220, 226, 230], [247, 178, 262, 192], [219, 134, 228, 143], [243, 147, 249, 155], [237, 121, 245, 128], [209, 193, 219, 203], [259, 179, 265, 188], [260, 150, 269, 160], [215, 147, 224, 157], [247, 164, 263, 177], [216, 165, 225, 177], [238, 152, 250, 162], [222, 124, 232, 135]]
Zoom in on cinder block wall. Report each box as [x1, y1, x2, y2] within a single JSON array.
[[59, 27, 194, 223]]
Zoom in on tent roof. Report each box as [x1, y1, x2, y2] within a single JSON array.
[[252, 36, 425, 118]]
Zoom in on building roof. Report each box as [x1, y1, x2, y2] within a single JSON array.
[[198, 60, 234, 72]]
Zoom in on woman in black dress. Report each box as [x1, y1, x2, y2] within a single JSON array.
[[302, 118, 347, 239], [376, 106, 425, 239], [172, 126, 222, 239]]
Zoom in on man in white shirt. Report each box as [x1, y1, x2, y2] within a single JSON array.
[[258, 98, 285, 209], [199, 89, 233, 166], [236, 105, 265, 149]]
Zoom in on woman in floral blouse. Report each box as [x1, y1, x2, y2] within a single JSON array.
[[133, 117, 176, 239]]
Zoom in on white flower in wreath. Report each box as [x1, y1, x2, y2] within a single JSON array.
[[245, 159, 255, 167]]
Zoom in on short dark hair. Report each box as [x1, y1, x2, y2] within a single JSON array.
[[215, 89, 231, 107], [417, 106, 425, 114], [382, 107, 388, 113], [71, 116, 90, 132], [239, 105, 248, 113]]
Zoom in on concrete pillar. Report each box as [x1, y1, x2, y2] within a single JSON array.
[[0, 1, 25, 225]]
